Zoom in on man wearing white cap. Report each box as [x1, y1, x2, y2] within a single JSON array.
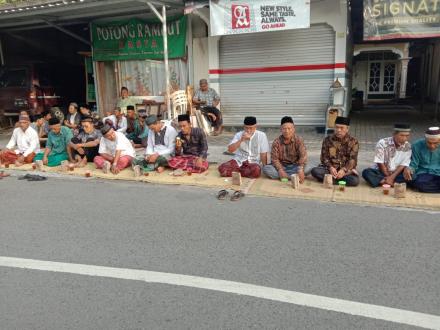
[[0, 115, 40, 166], [403, 127, 440, 193]]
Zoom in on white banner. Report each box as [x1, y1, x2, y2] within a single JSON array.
[[210, 0, 310, 36]]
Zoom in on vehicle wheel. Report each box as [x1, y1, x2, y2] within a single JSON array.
[[51, 107, 64, 122]]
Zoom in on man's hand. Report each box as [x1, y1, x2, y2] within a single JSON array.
[[111, 163, 120, 175], [403, 167, 412, 181], [383, 175, 395, 186], [241, 132, 252, 141], [195, 157, 204, 168], [329, 166, 338, 178], [279, 170, 288, 180], [336, 169, 346, 179], [148, 153, 159, 163], [42, 156, 49, 165], [298, 168, 305, 183]]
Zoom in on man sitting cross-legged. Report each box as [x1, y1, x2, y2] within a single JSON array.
[[311, 116, 360, 186], [168, 114, 209, 173], [132, 115, 177, 173], [34, 118, 73, 166], [263, 116, 307, 182], [362, 124, 411, 187], [0, 115, 40, 166], [67, 116, 102, 167], [403, 127, 440, 193], [218, 116, 269, 178], [94, 125, 135, 175]]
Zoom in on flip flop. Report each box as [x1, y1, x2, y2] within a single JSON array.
[[230, 190, 245, 202], [216, 189, 229, 200], [26, 174, 47, 181]]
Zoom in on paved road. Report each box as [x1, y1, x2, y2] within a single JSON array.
[[0, 175, 439, 329]]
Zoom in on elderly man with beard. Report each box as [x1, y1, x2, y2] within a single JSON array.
[[34, 118, 73, 166], [263, 116, 307, 182], [404, 127, 440, 193], [311, 116, 360, 186]]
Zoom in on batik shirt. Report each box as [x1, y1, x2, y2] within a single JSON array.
[[372, 137, 411, 172], [271, 134, 307, 171], [74, 129, 102, 143], [409, 139, 440, 177], [193, 88, 220, 107], [320, 134, 359, 171], [176, 127, 208, 159]]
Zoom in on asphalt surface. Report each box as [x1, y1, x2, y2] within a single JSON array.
[[0, 175, 439, 329]]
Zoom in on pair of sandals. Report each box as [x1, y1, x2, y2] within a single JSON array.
[[217, 189, 245, 201]]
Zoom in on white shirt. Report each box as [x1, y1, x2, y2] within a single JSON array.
[[69, 112, 78, 125], [6, 126, 40, 157], [229, 130, 270, 165], [116, 116, 127, 133], [102, 115, 117, 127], [373, 136, 412, 172], [98, 131, 135, 158], [146, 123, 178, 157]]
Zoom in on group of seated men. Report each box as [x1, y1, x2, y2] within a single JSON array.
[[1, 110, 439, 194]]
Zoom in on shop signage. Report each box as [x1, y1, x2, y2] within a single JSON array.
[[91, 16, 187, 61], [364, 0, 440, 40], [210, 0, 310, 36]]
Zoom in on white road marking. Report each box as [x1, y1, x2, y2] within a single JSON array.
[[0, 256, 439, 329]]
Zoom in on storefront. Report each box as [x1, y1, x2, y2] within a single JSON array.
[[91, 15, 189, 115], [190, 0, 352, 127]]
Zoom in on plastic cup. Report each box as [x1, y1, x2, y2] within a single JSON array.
[[338, 181, 346, 191], [32, 163, 37, 170], [382, 184, 391, 195]]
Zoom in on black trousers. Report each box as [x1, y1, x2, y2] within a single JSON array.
[[71, 137, 99, 162], [201, 106, 223, 129], [311, 166, 360, 187]]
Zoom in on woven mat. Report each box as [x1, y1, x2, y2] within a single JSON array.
[[4, 164, 439, 211], [250, 176, 440, 211]]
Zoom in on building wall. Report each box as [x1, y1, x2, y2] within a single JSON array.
[[428, 40, 440, 103], [190, 0, 351, 125]]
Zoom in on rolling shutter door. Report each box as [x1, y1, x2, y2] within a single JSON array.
[[218, 24, 335, 126]]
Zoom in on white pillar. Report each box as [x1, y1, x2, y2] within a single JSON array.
[[399, 58, 410, 99]]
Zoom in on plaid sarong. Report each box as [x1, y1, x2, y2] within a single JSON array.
[[168, 155, 209, 173]]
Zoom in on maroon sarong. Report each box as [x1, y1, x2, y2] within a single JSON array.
[[0, 149, 35, 164], [218, 159, 261, 178], [168, 155, 209, 173]]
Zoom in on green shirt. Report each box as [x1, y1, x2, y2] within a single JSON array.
[[409, 139, 440, 177], [46, 126, 73, 155]]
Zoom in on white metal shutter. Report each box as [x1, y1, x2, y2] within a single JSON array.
[[218, 24, 335, 126]]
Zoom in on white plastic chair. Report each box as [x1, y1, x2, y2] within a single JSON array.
[[170, 90, 188, 119]]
